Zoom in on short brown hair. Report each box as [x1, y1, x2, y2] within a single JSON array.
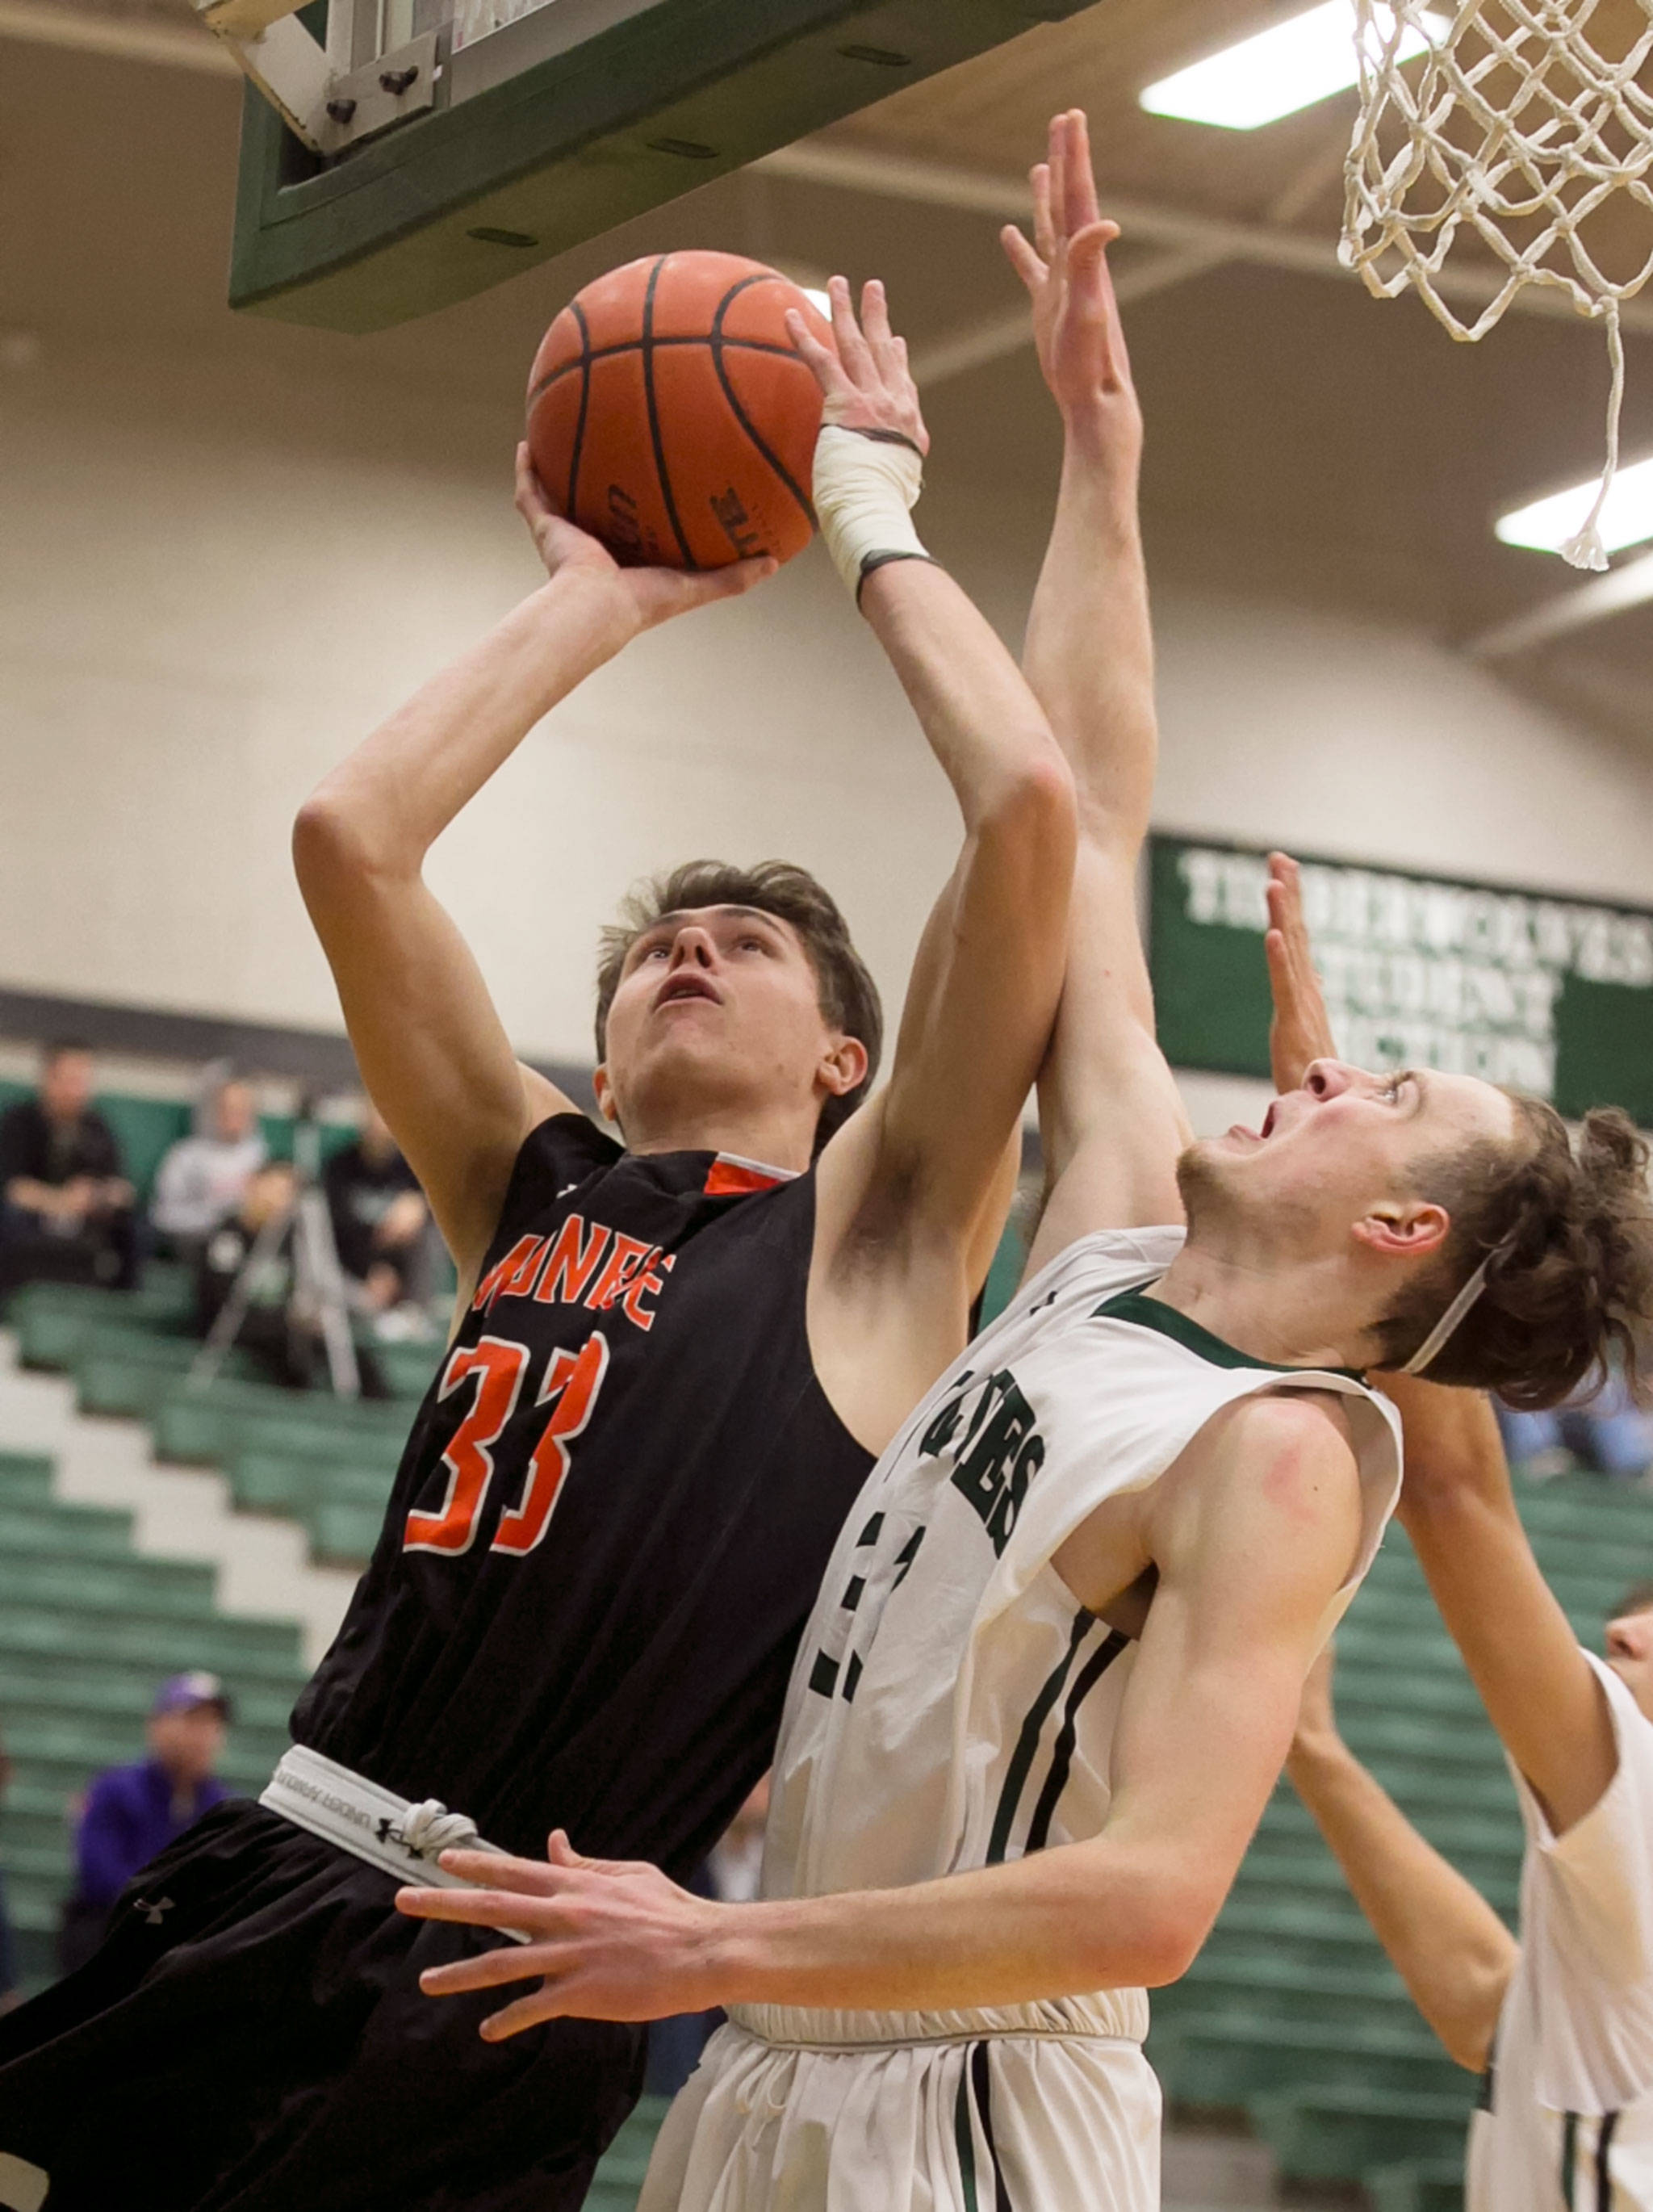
[[1375, 1097, 1653, 1410], [593, 860, 883, 1152]]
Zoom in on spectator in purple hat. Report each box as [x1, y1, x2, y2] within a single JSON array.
[[57, 1674, 233, 1974]]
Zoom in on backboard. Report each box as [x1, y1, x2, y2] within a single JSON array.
[[212, 0, 1090, 332]]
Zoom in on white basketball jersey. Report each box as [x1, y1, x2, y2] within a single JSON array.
[[761, 1226, 1403, 2026]]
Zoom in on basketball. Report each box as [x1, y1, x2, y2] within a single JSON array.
[[525, 250, 835, 571]]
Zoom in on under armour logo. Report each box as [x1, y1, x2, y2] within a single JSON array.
[[133, 1896, 174, 1927]]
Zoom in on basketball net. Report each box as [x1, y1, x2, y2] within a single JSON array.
[[1343, 0, 1653, 569]]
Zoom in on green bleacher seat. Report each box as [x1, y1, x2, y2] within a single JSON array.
[[1366, 2158, 1467, 2212], [587, 2097, 671, 2212], [1149, 2011, 1462, 2103], [1248, 2085, 1475, 2177]]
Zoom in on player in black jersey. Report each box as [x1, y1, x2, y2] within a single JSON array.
[[0, 284, 1077, 2209]]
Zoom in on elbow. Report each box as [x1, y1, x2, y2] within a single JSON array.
[[292, 789, 401, 894], [1073, 1872, 1218, 1992], [982, 746, 1078, 874]]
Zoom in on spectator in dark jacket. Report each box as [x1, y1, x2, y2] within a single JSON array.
[[323, 1105, 430, 1313], [0, 1042, 137, 1292], [58, 1674, 232, 1973]]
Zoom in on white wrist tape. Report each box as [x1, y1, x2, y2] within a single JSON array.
[[812, 422, 932, 602]]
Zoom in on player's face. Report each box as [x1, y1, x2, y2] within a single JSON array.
[[1183, 1059, 1519, 1263], [600, 904, 856, 1140], [1605, 1607, 1653, 1721]]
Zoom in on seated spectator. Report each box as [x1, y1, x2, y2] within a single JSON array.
[[197, 1161, 388, 1397], [57, 1674, 232, 1975], [0, 1042, 137, 1293], [324, 1105, 431, 1317], [1496, 1356, 1653, 1485], [149, 1074, 266, 1255]]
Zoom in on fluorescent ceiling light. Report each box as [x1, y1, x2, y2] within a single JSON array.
[[1496, 457, 1653, 560], [1141, 2, 1446, 131]]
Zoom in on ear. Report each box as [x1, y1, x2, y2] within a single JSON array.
[[818, 1034, 869, 1103], [1352, 1200, 1451, 1262], [591, 1064, 621, 1130]]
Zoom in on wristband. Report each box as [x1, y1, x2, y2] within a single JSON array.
[[811, 423, 933, 603]]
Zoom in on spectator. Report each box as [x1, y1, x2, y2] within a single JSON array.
[[1497, 1357, 1653, 1485], [58, 1673, 232, 1974], [0, 1730, 18, 2013], [0, 1042, 137, 1293], [196, 1161, 389, 1397], [324, 1105, 431, 1316], [150, 1075, 266, 1253]]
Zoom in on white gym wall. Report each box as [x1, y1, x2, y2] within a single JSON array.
[[4, 352, 1653, 1082]]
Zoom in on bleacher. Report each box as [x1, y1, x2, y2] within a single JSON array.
[[2, 1220, 1650, 2207]]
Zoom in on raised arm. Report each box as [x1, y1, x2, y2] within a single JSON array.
[[1006, 114, 1190, 1275], [1387, 1374, 1617, 1836], [793, 281, 1077, 1443], [292, 475, 768, 1289], [395, 1391, 1362, 2027], [1286, 1644, 1517, 2070]]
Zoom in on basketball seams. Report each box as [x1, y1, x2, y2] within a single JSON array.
[[526, 333, 810, 413], [565, 297, 592, 521], [642, 255, 697, 569], [709, 274, 817, 529]]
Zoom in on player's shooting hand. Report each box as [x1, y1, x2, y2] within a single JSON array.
[[513, 443, 775, 637], [1002, 111, 1136, 460], [786, 275, 929, 455], [397, 1829, 728, 2036], [1265, 853, 1336, 1095]]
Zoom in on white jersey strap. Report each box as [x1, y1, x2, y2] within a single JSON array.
[[261, 1745, 529, 1939]]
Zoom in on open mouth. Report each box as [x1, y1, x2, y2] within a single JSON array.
[[1261, 1101, 1278, 1139], [655, 974, 721, 1012]]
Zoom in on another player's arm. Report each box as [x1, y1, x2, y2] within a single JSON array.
[[1286, 1645, 1517, 2072], [293, 474, 770, 1285], [790, 282, 1075, 1431], [1262, 855, 1617, 1835], [1386, 1375, 1617, 1836], [1005, 114, 1189, 1267], [397, 1393, 1362, 2026]]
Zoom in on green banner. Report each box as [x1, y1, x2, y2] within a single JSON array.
[[1149, 836, 1653, 1125]]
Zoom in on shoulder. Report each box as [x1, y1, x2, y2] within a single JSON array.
[[84, 1762, 144, 1812], [1157, 1390, 1364, 1574], [508, 1112, 621, 1205]]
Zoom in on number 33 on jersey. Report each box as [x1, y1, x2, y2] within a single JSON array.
[[404, 1330, 610, 1558]]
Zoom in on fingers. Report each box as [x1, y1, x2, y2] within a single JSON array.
[[1031, 158, 1057, 265], [418, 1942, 565, 1999], [514, 442, 562, 522], [395, 1880, 552, 1929], [482, 1985, 574, 2040], [1001, 223, 1046, 294], [436, 1847, 567, 1896], [826, 273, 877, 386], [785, 308, 847, 404], [1063, 109, 1100, 235]]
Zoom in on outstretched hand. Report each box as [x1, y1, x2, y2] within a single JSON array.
[[397, 1828, 728, 2038], [1265, 852, 1337, 1095], [1002, 110, 1137, 455], [513, 443, 775, 636], [785, 274, 929, 453]]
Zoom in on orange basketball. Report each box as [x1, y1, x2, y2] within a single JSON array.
[[525, 251, 833, 571]]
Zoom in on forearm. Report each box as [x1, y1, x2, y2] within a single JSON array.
[[702, 1840, 1191, 2015], [1021, 418, 1156, 840], [860, 560, 1068, 826], [5, 1177, 60, 1214], [1388, 1376, 1616, 1832], [299, 575, 633, 872], [1287, 1730, 1515, 2070]]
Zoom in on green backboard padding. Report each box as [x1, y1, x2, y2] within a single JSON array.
[[1149, 834, 1653, 1125], [230, 0, 1093, 331]]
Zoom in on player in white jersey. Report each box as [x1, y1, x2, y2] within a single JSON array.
[[395, 113, 1653, 2210]]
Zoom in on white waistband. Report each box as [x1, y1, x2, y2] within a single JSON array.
[[726, 1990, 1147, 2051], [260, 1745, 529, 1941]]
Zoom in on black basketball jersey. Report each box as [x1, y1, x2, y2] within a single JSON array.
[[292, 1114, 873, 1878]]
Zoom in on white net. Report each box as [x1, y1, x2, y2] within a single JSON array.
[[1343, 0, 1653, 568]]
